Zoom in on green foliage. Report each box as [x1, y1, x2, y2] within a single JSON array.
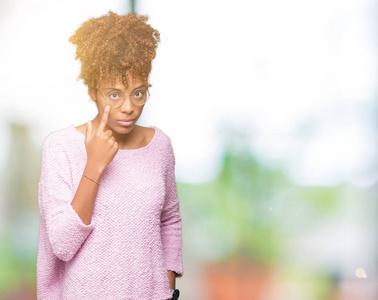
[[0, 239, 19, 295], [178, 145, 342, 266], [0, 235, 36, 297]]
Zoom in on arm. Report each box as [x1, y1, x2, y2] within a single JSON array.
[[39, 137, 96, 261], [160, 141, 184, 278], [39, 108, 118, 261], [70, 163, 102, 225], [168, 270, 177, 289], [167, 270, 177, 300], [72, 106, 117, 224]]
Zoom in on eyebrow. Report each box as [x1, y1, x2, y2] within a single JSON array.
[[102, 84, 147, 91]]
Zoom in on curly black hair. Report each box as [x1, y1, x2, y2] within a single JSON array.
[[69, 11, 160, 91]]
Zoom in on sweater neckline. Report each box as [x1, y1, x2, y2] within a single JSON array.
[[69, 124, 158, 153]]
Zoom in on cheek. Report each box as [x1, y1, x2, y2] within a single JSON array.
[[136, 106, 145, 117], [108, 111, 117, 124]]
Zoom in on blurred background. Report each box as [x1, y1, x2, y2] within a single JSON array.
[[0, 0, 377, 299]]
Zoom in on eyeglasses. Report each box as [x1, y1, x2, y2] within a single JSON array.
[[98, 86, 150, 108]]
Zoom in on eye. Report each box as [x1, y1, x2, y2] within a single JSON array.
[[133, 89, 146, 99], [108, 92, 120, 100]]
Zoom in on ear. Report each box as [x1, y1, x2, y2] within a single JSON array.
[[88, 88, 97, 102]]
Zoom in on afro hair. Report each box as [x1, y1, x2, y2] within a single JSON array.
[[69, 11, 160, 91]]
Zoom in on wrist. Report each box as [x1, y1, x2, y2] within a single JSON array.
[[84, 164, 103, 182]]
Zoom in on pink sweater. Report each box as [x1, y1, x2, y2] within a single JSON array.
[[36, 125, 183, 300]]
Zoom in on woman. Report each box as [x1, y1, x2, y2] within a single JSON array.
[[36, 11, 183, 300]]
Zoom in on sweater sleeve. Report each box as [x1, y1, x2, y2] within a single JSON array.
[[160, 141, 183, 278], [38, 135, 94, 262]]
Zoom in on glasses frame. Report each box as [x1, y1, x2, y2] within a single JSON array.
[[97, 85, 150, 108]]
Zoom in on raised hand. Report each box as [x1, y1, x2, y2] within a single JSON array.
[[85, 105, 119, 175]]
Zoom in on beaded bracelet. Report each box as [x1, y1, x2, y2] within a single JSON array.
[[82, 174, 100, 185]]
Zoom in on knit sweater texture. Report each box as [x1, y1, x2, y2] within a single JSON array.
[[36, 125, 183, 300]]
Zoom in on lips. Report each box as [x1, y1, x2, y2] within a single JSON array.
[[119, 119, 134, 122], [117, 119, 134, 126]]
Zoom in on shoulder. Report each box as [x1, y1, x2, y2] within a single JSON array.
[[137, 125, 155, 147], [74, 123, 87, 136], [135, 125, 173, 149], [150, 126, 174, 150], [150, 127, 176, 166], [42, 125, 77, 153]]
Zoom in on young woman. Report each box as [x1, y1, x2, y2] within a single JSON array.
[[36, 11, 183, 300]]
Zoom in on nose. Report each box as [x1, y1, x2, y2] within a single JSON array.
[[120, 96, 134, 114]]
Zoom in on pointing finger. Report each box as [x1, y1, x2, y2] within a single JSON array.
[[98, 105, 111, 134]]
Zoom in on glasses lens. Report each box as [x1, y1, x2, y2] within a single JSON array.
[[104, 88, 149, 108], [106, 92, 124, 108], [131, 88, 149, 106]]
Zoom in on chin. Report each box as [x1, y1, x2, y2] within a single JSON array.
[[114, 124, 135, 135]]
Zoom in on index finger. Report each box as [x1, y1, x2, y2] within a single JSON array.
[[98, 105, 111, 134]]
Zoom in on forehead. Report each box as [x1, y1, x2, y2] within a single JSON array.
[[99, 75, 146, 90]]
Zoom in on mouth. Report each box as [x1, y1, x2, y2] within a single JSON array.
[[117, 119, 134, 127]]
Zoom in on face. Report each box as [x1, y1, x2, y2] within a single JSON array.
[[90, 75, 147, 138]]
